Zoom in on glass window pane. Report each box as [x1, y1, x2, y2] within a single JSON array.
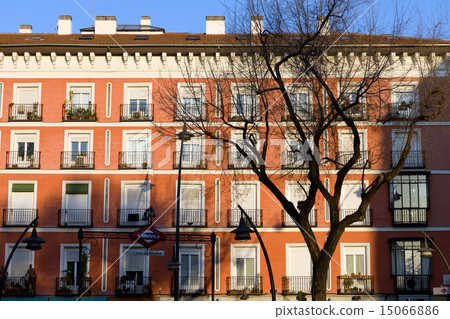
[[181, 255, 189, 277], [346, 255, 354, 274], [355, 255, 364, 274], [191, 255, 199, 276], [236, 258, 244, 276], [246, 258, 255, 277]]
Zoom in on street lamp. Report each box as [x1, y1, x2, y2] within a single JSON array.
[[230, 205, 276, 301], [0, 216, 45, 300], [172, 122, 194, 301], [419, 231, 450, 272], [143, 206, 156, 224]]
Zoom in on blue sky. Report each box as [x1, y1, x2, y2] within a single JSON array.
[[0, 0, 447, 38]]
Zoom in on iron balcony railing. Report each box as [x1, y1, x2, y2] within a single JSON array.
[[3, 208, 38, 227], [226, 276, 263, 294], [337, 275, 374, 294], [228, 151, 259, 169], [58, 209, 93, 227], [282, 276, 312, 294], [336, 151, 370, 169], [281, 209, 317, 227], [228, 209, 262, 227], [282, 109, 313, 121], [174, 107, 207, 121], [117, 209, 152, 227], [394, 275, 430, 294], [120, 103, 153, 121], [180, 276, 206, 294], [340, 209, 372, 226], [6, 151, 40, 169], [229, 106, 259, 122], [392, 208, 427, 226], [390, 102, 419, 120], [342, 103, 367, 120], [173, 151, 207, 169], [8, 103, 42, 121], [62, 103, 97, 121], [116, 276, 152, 296], [60, 151, 95, 169], [392, 150, 425, 168], [2, 277, 36, 296], [282, 150, 309, 169], [172, 209, 207, 227], [119, 151, 153, 169], [55, 277, 91, 296]]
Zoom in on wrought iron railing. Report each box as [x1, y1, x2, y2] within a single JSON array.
[[3, 208, 38, 226], [2, 277, 36, 296], [282, 150, 310, 169], [229, 106, 259, 122], [116, 276, 152, 295], [336, 151, 370, 169], [55, 277, 91, 296], [120, 103, 153, 121], [392, 208, 427, 226], [390, 102, 419, 119], [6, 151, 40, 169], [180, 276, 206, 294], [394, 275, 430, 294], [172, 209, 207, 227], [282, 109, 313, 121], [174, 107, 206, 121], [117, 209, 152, 227], [228, 151, 259, 169], [173, 151, 207, 169], [119, 151, 153, 169], [228, 209, 262, 227], [392, 150, 425, 168], [340, 209, 372, 226], [62, 103, 97, 121], [342, 103, 367, 120], [60, 151, 95, 169], [58, 209, 93, 227], [226, 276, 263, 294], [282, 276, 312, 294], [337, 275, 374, 294], [8, 103, 42, 121], [281, 209, 317, 227]]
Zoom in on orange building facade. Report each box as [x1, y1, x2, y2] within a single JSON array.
[[0, 15, 449, 301]]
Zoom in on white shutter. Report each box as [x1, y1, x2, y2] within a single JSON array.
[[181, 185, 202, 209], [9, 248, 31, 277], [125, 185, 147, 209], [340, 183, 362, 210], [124, 250, 145, 272], [233, 184, 257, 209], [288, 246, 311, 276], [66, 249, 79, 262], [128, 87, 149, 101], [66, 194, 88, 209], [11, 192, 34, 209], [17, 87, 39, 104]]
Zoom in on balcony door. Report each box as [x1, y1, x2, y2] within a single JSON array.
[[8, 183, 36, 225], [286, 245, 312, 293], [127, 86, 149, 117], [14, 86, 39, 120], [232, 247, 258, 291], [392, 131, 421, 167], [180, 183, 203, 225], [342, 246, 367, 275], [180, 247, 203, 292], [61, 247, 89, 291], [120, 247, 148, 294], [231, 183, 258, 225], [7, 246, 33, 277], [340, 182, 368, 225]]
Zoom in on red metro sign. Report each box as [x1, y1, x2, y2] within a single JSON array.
[[130, 226, 166, 249]]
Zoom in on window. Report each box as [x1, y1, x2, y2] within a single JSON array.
[[6, 245, 34, 278], [283, 182, 315, 226], [118, 245, 149, 295], [230, 182, 260, 226], [392, 130, 423, 168], [338, 130, 368, 168], [67, 86, 92, 105], [8, 132, 39, 168], [283, 133, 314, 169], [65, 84, 95, 121], [389, 173, 429, 226], [340, 181, 370, 226], [342, 246, 368, 275], [230, 246, 260, 293], [122, 84, 152, 120], [121, 131, 151, 169], [391, 239, 432, 293], [231, 85, 258, 121], [63, 131, 93, 168], [177, 84, 204, 120], [284, 245, 312, 293], [6, 182, 37, 226], [180, 246, 204, 293], [285, 86, 312, 120], [60, 182, 91, 227], [229, 132, 259, 169], [119, 182, 150, 226], [391, 84, 418, 118], [178, 182, 205, 226], [59, 245, 90, 293], [175, 133, 205, 169], [11, 84, 41, 120], [339, 84, 366, 119]]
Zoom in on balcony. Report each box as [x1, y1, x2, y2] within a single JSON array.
[[342, 103, 367, 120], [117, 209, 152, 227], [394, 275, 430, 294], [172, 209, 207, 227], [173, 151, 207, 169], [281, 209, 317, 227], [336, 151, 370, 169], [55, 277, 91, 296], [120, 104, 153, 121], [337, 275, 374, 294], [115, 276, 152, 296], [282, 110, 313, 121], [390, 102, 419, 120], [393, 208, 427, 226], [174, 108, 207, 122], [8, 103, 42, 121], [6, 151, 40, 169], [58, 209, 93, 227], [60, 151, 95, 169], [63, 103, 97, 121], [228, 151, 259, 169], [392, 150, 425, 168], [282, 276, 312, 294], [340, 209, 372, 226], [229, 106, 259, 122], [3, 209, 38, 227], [226, 276, 263, 294], [228, 209, 262, 227], [281, 150, 309, 169], [119, 151, 153, 169], [2, 277, 35, 297], [180, 276, 206, 294]]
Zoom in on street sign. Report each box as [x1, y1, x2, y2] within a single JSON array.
[[433, 287, 450, 295], [133, 250, 165, 256], [130, 226, 166, 249]]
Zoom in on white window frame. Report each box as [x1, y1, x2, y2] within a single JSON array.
[[8, 180, 37, 209], [176, 180, 205, 210], [10, 130, 40, 152], [5, 244, 34, 275], [59, 243, 91, 277], [285, 84, 313, 118], [66, 83, 95, 104], [61, 180, 92, 210], [177, 83, 205, 118], [340, 243, 371, 275], [338, 129, 368, 153], [13, 83, 42, 103], [230, 244, 260, 277], [230, 181, 260, 210], [119, 244, 149, 278], [230, 131, 260, 165], [231, 83, 259, 118], [120, 180, 151, 210], [64, 130, 94, 152], [122, 129, 151, 153], [179, 244, 205, 278], [285, 243, 312, 276]]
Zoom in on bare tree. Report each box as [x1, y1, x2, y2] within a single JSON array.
[[155, 0, 449, 300]]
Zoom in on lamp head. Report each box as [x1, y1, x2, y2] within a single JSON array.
[[231, 216, 253, 242], [22, 225, 46, 251]]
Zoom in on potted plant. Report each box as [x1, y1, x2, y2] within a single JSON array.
[[132, 111, 141, 120], [142, 161, 147, 169], [282, 277, 291, 294], [28, 156, 35, 168], [343, 277, 353, 293]]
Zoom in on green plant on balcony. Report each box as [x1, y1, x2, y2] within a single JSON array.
[[282, 277, 291, 294], [343, 277, 353, 293], [28, 156, 35, 168]]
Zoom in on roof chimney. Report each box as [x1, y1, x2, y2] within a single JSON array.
[[317, 16, 330, 35], [141, 16, 151, 27], [57, 15, 72, 35], [95, 16, 117, 35], [19, 25, 32, 34], [206, 16, 225, 35], [250, 16, 263, 35]]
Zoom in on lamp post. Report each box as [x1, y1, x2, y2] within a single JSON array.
[[171, 122, 194, 301], [231, 205, 276, 301], [0, 216, 45, 301], [419, 231, 450, 272]]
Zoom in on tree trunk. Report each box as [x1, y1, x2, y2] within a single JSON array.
[[311, 257, 330, 301]]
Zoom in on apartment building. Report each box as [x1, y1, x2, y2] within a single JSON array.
[[0, 15, 449, 301]]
